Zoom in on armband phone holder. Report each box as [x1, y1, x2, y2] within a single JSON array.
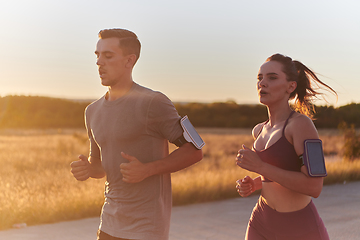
[[303, 139, 327, 177], [173, 116, 205, 149]]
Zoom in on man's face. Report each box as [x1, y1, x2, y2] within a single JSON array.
[[95, 37, 129, 87]]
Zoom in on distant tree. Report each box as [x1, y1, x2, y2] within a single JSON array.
[[339, 122, 360, 161], [0, 96, 359, 129], [175, 102, 268, 128], [0, 96, 90, 129]]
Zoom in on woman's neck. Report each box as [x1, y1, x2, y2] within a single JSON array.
[[267, 103, 293, 127]]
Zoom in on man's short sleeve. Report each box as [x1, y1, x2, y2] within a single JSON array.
[[147, 92, 183, 143], [85, 106, 101, 159]]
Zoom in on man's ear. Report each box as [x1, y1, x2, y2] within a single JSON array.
[[125, 54, 137, 68], [287, 81, 297, 94]]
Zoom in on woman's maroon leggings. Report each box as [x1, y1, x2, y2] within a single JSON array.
[[245, 196, 329, 240]]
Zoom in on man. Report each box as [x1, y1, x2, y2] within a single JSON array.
[[70, 28, 203, 240]]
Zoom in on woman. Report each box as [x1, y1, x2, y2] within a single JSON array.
[[236, 53, 336, 240]]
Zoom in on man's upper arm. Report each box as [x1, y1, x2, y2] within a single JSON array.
[[85, 106, 101, 159], [147, 92, 183, 143]]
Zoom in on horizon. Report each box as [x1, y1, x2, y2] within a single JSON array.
[[0, 93, 356, 108]]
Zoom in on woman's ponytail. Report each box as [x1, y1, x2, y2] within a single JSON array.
[[266, 54, 337, 118], [292, 61, 316, 117]]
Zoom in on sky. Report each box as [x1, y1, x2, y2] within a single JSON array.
[[0, 0, 359, 106]]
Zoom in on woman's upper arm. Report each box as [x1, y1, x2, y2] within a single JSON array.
[[289, 115, 324, 197], [288, 114, 319, 156]]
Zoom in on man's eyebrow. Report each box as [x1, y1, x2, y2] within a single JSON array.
[[94, 50, 114, 55], [266, 72, 279, 76]]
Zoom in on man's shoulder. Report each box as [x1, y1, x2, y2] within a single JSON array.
[[85, 95, 105, 113], [134, 83, 170, 102]]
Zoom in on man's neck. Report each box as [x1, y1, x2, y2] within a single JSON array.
[[107, 78, 134, 101]]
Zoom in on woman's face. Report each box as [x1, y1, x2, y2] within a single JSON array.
[[257, 61, 296, 106]]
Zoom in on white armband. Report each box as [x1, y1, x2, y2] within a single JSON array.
[[173, 116, 205, 150]]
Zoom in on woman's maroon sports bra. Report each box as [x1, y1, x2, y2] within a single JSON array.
[[253, 111, 302, 182]]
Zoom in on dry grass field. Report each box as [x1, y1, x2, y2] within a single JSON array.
[[0, 128, 359, 230]]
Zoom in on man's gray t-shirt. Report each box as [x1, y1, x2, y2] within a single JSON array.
[[85, 83, 183, 240]]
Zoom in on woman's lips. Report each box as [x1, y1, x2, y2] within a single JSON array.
[[259, 90, 268, 95]]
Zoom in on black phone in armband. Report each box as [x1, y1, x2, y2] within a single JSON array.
[[303, 139, 327, 177]]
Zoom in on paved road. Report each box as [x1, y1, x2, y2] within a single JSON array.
[[1, 181, 359, 240]]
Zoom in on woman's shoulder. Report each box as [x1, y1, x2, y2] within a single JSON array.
[[287, 112, 318, 139], [289, 112, 315, 127]]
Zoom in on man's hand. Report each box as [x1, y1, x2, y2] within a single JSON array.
[[70, 155, 91, 181], [120, 152, 149, 183]]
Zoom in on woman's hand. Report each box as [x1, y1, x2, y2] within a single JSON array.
[[236, 144, 264, 174], [236, 176, 255, 197]]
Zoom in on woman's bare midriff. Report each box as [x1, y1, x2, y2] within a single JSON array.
[[261, 181, 312, 212]]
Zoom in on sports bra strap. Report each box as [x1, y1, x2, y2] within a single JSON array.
[[255, 120, 269, 138], [256, 111, 295, 138], [282, 111, 295, 136]]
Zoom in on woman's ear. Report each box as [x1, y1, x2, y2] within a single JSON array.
[[287, 81, 297, 94]]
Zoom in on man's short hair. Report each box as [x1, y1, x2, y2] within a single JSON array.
[[98, 28, 141, 63]]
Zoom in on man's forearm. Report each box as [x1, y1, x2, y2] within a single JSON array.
[[89, 156, 106, 179], [146, 143, 203, 177]]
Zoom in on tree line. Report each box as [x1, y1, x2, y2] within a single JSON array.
[[0, 96, 87, 129], [0, 96, 359, 129], [176, 102, 360, 129]]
